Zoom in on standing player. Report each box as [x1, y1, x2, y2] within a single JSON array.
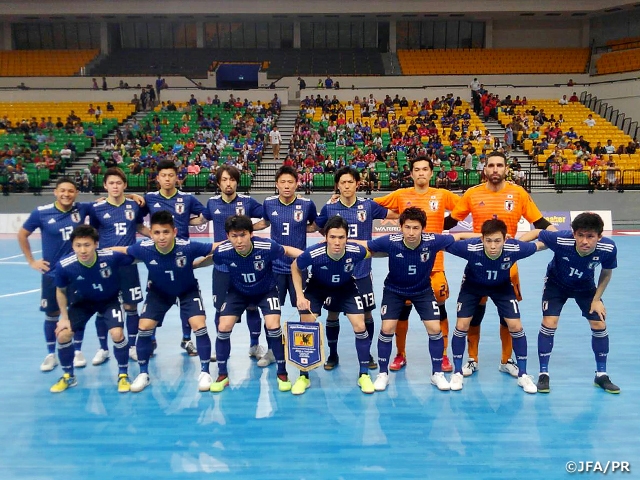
[[291, 216, 374, 394], [88, 168, 149, 365], [112, 211, 214, 393], [261, 166, 318, 366], [144, 159, 207, 356], [314, 167, 398, 370], [374, 156, 460, 372], [18, 177, 92, 372], [445, 151, 556, 377], [445, 219, 543, 393], [533, 213, 619, 394], [50, 225, 132, 393], [200, 165, 268, 361], [209, 215, 303, 393]]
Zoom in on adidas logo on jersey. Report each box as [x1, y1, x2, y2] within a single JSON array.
[[475, 262, 483, 266], [562, 256, 570, 261], [48, 218, 56, 224], [153, 203, 161, 208], [214, 209, 221, 214], [321, 266, 328, 270], [103, 213, 111, 219], [76, 275, 84, 280], [396, 253, 404, 258], [230, 262, 237, 267], [150, 260, 158, 265], [271, 211, 278, 216]]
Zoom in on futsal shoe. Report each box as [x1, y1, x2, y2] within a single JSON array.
[[130, 373, 150, 393], [594, 374, 620, 394], [277, 375, 292, 392], [462, 359, 478, 377], [324, 354, 339, 370], [536, 374, 550, 393], [374, 372, 390, 391], [358, 373, 375, 394], [40, 353, 58, 372], [389, 354, 407, 371], [50, 373, 77, 393], [128, 346, 138, 362], [117, 374, 131, 393], [248, 344, 267, 359], [198, 372, 213, 392], [517, 375, 538, 394], [180, 340, 198, 356], [210, 375, 230, 393], [431, 372, 451, 391], [91, 349, 109, 366], [73, 351, 87, 368], [441, 355, 453, 372], [499, 359, 519, 378], [291, 376, 310, 395], [450, 372, 464, 391], [257, 350, 276, 367], [368, 354, 378, 370]]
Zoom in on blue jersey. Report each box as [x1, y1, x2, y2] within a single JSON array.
[[212, 237, 285, 296], [127, 239, 212, 297], [446, 238, 537, 286], [55, 250, 134, 302], [368, 233, 455, 295], [538, 230, 617, 292], [144, 190, 206, 240], [315, 197, 388, 279], [296, 242, 368, 287], [88, 199, 145, 247], [22, 202, 91, 278], [263, 195, 317, 275]]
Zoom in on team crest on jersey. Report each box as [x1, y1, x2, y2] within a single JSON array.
[[344, 263, 354, 273], [294, 210, 304, 222], [429, 200, 439, 211], [254, 260, 265, 271], [176, 256, 187, 268], [100, 267, 112, 278], [504, 200, 514, 212], [420, 252, 430, 262], [357, 210, 367, 222], [236, 205, 245, 216], [71, 211, 81, 223], [125, 210, 136, 221], [501, 262, 512, 270], [175, 203, 185, 214]]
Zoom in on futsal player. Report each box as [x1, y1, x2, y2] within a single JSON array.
[[444, 151, 556, 377], [18, 177, 92, 372], [445, 219, 543, 393], [112, 211, 214, 393], [209, 215, 303, 393], [50, 225, 132, 393], [314, 167, 398, 371], [291, 215, 374, 395], [261, 166, 318, 366], [88, 168, 149, 365], [374, 156, 460, 372], [533, 212, 619, 394]]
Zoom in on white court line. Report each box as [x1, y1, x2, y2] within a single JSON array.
[[0, 288, 39, 299], [0, 262, 28, 265], [0, 250, 41, 261]]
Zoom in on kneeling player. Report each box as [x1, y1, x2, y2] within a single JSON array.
[[446, 219, 544, 394], [50, 225, 132, 393], [291, 215, 374, 395], [209, 215, 302, 393], [534, 212, 619, 394]]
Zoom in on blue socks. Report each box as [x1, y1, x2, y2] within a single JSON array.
[[377, 331, 393, 373], [126, 311, 139, 347], [136, 329, 154, 374], [592, 328, 609, 373], [194, 327, 211, 373], [355, 330, 370, 374], [451, 327, 468, 373], [429, 332, 444, 373], [266, 327, 286, 376], [326, 319, 340, 358], [538, 325, 556, 373], [511, 329, 528, 376], [95, 316, 109, 351], [73, 329, 85, 352], [44, 316, 58, 354], [246, 310, 262, 347], [113, 338, 129, 375], [58, 340, 74, 376], [181, 314, 192, 342], [215, 331, 232, 376]]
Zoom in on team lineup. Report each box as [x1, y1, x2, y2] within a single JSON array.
[[17, 153, 620, 396]]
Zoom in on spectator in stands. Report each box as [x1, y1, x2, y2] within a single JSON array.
[[317, 79, 323, 88], [560, 159, 572, 173], [606, 161, 619, 189], [569, 92, 579, 102], [583, 114, 596, 127], [625, 141, 637, 154], [59, 145, 73, 167], [299, 167, 313, 194], [446, 164, 459, 188], [91, 78, 99, 90], [604, 139, 616, 154], [298, 77, 306, 90], [156, 75, 166, 100], [17, 82, 29, 90], [12, 165, 29, 192], [101, 77, 108, 90], [85, 126, 97, 147], [572, 157, 584, 172], [558, 95, 569, 106]]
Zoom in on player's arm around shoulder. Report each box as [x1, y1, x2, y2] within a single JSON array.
[[450, 232, 481, 241], [283, 246, 304, 258]]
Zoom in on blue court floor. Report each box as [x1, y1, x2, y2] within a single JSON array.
[[0, 236, 638, 480]]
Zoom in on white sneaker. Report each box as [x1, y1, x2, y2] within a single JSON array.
[[257, 349, 276, 367], [373, 372, 390, 391], [91, 348, 110, 366], [431, 372, 451, 391], [73, 351, 87, 368], [450, 372, 464, 391], [518, 374, 538, 394], [462, 359, 478, 377], [129, 346, 138, 362], [40, 353, 58, 372], [198, 372, 213, 392], [499, 359, 519, 378], [248, 344, 267, 359], [130, 373, 150, 392]]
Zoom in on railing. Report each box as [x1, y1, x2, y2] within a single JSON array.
[[581, 91, 639, 140]]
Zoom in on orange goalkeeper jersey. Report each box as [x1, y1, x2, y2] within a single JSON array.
[[450, 182, 543, 237], [375, 187, 460, 272]]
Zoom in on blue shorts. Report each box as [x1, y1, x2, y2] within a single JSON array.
[[301, 280, 364, 316], [40, 274, 59, 315], [457, 281, 520, 319], [141, 287, 206, 326], [277, 271, 306, 307], [380, 289, 440, 321], [355, 274, 376, 312], [220, 286, 281, 318], [212, 267, 230, 310], [118, 263, 142, 305], [542, 277, 600, 321], [69, 297, 124, 332]]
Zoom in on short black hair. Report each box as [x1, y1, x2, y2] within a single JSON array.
[[334, 166, 359, 184], [399, 206, 427, 229], [224, 215, 254, 234], [275, 165, 298, 181], [55, 176, 77, 189], [104, 167, 126, 184], [409, 156, 434, 171], [571, 212, 604, 235], [481, 218, 507, 237], [150, 210, 175, 228], [70, 225, 99, 243], [157, 160, 177, 172], [216, 165, 240, 185], [323, 215, 349, 236]]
